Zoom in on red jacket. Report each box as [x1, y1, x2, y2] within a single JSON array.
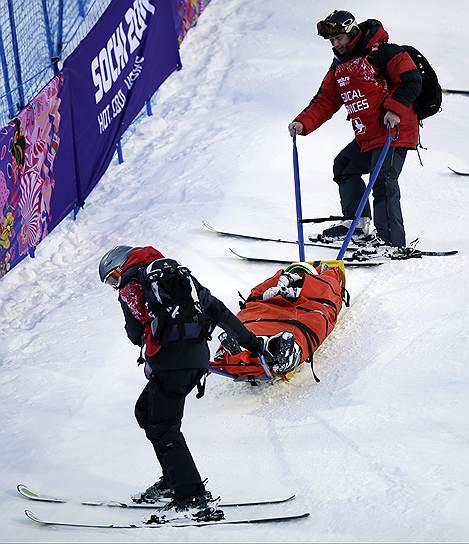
[[118, 246, 165, 359], [295, 20, 422, 151]]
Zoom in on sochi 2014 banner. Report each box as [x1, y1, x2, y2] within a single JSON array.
[[63, 0, 180, 201]]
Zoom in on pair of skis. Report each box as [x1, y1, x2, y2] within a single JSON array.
[[18, 484, 308, 529], [203, 221, 458, 266]]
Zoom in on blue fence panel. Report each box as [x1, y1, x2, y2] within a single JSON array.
[[0, 0, 112, 127]]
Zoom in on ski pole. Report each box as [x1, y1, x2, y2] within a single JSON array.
[[292, 130, 306, 262], [336, 124, 399, 260]]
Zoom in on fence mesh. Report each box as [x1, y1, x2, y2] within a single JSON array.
[[0, 0, 112, 127]]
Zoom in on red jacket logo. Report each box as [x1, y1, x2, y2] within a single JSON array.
[[352, 117, 366, 134]]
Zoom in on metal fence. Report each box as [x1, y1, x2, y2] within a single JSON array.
[[0, 0, 112, 127]]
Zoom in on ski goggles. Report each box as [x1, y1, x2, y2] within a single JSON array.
[[317, 18, 356, 39], [104, 267, 122, 288]]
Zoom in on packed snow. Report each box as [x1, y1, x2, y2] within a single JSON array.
[[1, 0, 468, 542]]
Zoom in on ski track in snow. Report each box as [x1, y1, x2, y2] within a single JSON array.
[[1, 0, 469, 542]]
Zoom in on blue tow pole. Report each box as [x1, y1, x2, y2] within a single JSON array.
[[292, 130, 306, 262], [336, 124, 399, 260]]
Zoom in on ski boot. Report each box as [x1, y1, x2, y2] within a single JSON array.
[[266, 332, 301, 375], [352, 232, 405, 259], [131, 476, 174, 504], [146, 491, 224, 524], [316, 217, 370, 243], [214, 331, 242, 361]]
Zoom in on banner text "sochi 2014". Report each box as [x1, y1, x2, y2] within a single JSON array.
[[92, 0, 155, 133]]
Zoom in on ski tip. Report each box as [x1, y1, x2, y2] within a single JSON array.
[[17, 484, 37, 499], [448, 166, 469, 176], [228, 248, 246, 259], [24, 510, 44, 524], [201, 220, 216, 231]]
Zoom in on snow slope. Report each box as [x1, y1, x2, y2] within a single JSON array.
[[1, 0, 468, 542]]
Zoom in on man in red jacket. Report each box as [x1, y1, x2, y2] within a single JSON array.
[[288, 10, 422, 248]]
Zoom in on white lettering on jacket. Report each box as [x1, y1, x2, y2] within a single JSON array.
[[340, 88, 369, 115]]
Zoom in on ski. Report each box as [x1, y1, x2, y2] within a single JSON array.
[[442, 88, 469, 96], [228, 248, 383, 267], [202, 220, 358, 251], [349, 247, 458, 260], [24, 509, 310, 528], [448, 166, 469, 176], [17, 483, 295, 509], [300, 215, 345, 224], [203, 221, 458, 257], [306, 237, 358, 250]]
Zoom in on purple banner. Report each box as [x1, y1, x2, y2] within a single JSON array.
[[63, 0, 180, 200]]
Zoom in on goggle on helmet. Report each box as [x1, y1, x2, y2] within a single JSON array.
[[99, 245, 133, 289], [317, 10, 359, 39]]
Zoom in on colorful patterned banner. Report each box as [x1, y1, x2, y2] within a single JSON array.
[[0, 73, 71, 277], [174, 0, 211, 43]]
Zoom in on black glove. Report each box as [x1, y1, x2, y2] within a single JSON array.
[[244, 333, 265, 357]]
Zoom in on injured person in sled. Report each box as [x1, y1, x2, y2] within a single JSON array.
[[209, 260, 348, 384]]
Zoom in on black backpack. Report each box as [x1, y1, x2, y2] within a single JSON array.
[[401, 45, 442, 120], [139, 258, 213, 347], [373, 44, 442, 121]]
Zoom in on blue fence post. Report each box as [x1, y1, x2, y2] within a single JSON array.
[[41, 0, 57, 75], [117, 140, 124, 164], [7, 0, 25, 110], [176, 49, 182, 71], [0, 23, 15, 118], [55, 0, 64, 72], [146, 100, 152, 116], [292, 131, 306, 262], [77, 0, 86, 17]]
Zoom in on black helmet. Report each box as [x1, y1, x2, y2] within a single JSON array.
[[317, 10, 359, 39], [99, 245, 133, 287]]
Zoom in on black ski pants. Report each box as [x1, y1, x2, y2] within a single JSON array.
[[333, 139, 408, 247], [135, 368, 206, 500]]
